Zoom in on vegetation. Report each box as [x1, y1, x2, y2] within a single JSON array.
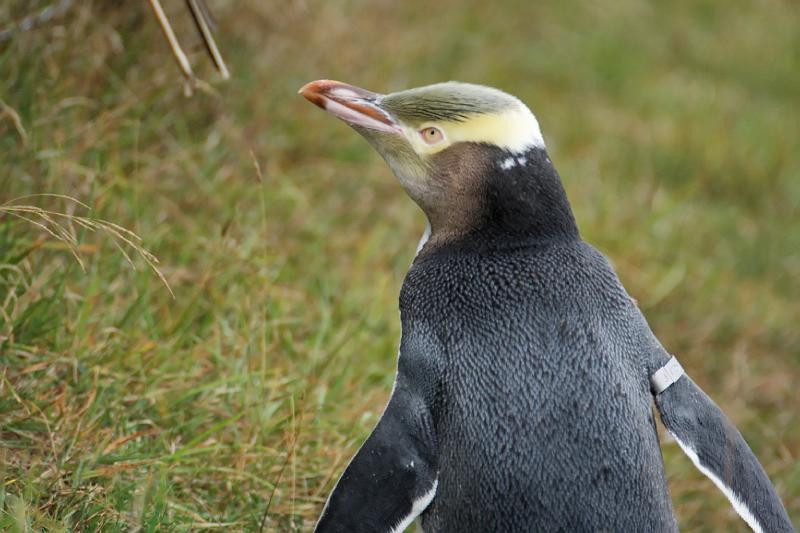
[[1, 1, 798, 531]]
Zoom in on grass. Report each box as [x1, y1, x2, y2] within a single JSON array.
[[1, 0, 798, 531]]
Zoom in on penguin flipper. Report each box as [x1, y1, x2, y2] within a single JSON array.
[[654, 373, 793, 532], [314, 343, 439, 533]]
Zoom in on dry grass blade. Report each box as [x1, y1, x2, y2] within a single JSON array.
[[2, 209, 85, 270], [0, 197, 173, 298], [5, 193, 91, 210], [0, 99, 28, 145]]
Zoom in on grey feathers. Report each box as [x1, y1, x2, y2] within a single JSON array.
[[381, 82, 520, 123]]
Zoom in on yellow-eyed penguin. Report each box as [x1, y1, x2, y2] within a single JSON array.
[[299, 79, 794, 533]]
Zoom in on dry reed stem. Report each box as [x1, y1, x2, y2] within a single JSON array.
[[186, 0, 230, 80], [0, 0, 74, 43], [147, 0, 198, 96]]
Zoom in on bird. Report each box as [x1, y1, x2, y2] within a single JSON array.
[[299, 79, 794, 533]]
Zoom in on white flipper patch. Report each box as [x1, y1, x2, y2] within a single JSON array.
[[389, 480, 438, 533], [671, 433, 764, 533]]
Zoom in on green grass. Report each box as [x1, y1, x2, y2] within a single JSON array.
[[1, 0, 799, 531]]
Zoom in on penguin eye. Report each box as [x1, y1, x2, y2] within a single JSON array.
[[419, 126, 444, 145]]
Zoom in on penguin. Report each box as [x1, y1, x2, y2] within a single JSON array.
[[299, 80, 794, 532]]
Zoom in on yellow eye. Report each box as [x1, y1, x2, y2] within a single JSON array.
[[419, 126, 444, 145]]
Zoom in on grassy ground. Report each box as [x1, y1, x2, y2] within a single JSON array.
[[1, 0, 798, 531]]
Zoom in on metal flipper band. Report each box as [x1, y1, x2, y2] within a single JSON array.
[[650, 356, 685, 395]]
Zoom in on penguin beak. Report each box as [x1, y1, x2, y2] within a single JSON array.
[[299, 80, 402, 134]]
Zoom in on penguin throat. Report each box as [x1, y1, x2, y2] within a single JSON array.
[[424, 146, 580, 251]]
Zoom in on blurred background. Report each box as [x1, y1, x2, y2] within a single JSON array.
[[1, 0, 798, 530]]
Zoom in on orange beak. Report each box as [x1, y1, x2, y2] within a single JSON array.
[[299, 80, 401, 134]]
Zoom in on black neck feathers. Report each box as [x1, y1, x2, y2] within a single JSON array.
[[423, 145, 579, 255], [478, 146, 579, 244]]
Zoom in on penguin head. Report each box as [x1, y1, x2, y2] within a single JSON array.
[[300, 80, 575, 245]]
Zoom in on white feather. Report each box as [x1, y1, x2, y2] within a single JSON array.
[[389, 480, 438, 533], [671, 432, 764, 533]]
